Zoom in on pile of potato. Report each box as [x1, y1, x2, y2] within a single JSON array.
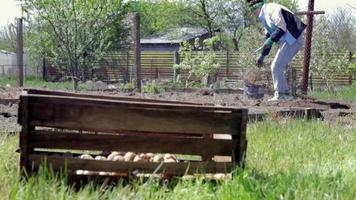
[[75, 152, 177, 176], [182, 173, 232, 181], [75, 152, 230, 180], [78, 151, 178, 163]]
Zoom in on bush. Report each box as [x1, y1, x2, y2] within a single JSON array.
[[142, 80, 165, 94]]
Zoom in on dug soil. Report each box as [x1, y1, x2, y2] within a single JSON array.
[[0, 87, 355, 133]]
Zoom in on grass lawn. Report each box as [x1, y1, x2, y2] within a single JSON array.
[[0, 76, 74, 90], [309, 84, 356, 101], [1, 119, 355, 199]]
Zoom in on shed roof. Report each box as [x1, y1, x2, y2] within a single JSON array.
[[141, 27, 210, 44]]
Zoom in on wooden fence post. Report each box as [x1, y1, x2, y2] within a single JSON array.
[[309, 73, 313, 91], [173, 51, 180, 82], [287, 66, 297, 96], [349, 51, 353, 85], [17, 18, 24, 87], [226, 51, 230, 78], [132, 13, 141, 92], [126, 52, 131, 83]]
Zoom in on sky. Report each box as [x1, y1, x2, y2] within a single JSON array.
[[0, 0, 356, 28]]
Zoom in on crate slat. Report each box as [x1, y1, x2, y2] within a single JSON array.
[[26, 95, 245, 135], [29, 131, 236, 156], [26, 89, 199, 105]]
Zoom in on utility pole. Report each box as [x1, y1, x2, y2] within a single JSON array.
[[16, 18, 24, 87]]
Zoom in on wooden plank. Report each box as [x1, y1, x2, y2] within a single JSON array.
[[26, 94, 246, 134], [234, 109, 248, 165], [28, 131, 236, 156], [19, 96, 35, 174], [25, 89, 200, 105], [28, 154, 235, 175]]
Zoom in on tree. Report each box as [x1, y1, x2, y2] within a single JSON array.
[[183, 0, 220, 37], [327, 8, 356, 52], [0, 24, 17, 52], [174, 38, 220, 88], [214, 0, 251, 51], [22, 0, 129, 90], [129, 0, 185, 37], [310, 17, 353, 93]]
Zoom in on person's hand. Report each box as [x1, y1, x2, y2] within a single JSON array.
[[256, 55, 265, 68]]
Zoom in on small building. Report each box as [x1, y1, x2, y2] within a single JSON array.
[[0, 50, 17, 75], [0, 49, 32, 76], [141, 27, 218, 52]]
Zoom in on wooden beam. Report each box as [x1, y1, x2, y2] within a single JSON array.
[[25, 94, 246, 135], [295, 11, 325, 15], [16, 18, 24, 87], [24, 89, 200, 105], [132, 12, 141, 92]]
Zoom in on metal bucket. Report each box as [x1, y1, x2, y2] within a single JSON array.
[[244, 84, 265, 99]]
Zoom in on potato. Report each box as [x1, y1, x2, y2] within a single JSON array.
[[99, 171, 109, 176], [76, 170, 85, 175], [164, 158, 177, 163], [139, 153, 151, 162], [78, 170, 94, 175], [146, 153, 154, 158], [164, 153, 174, 160], [213, 173, 226, 180], [107, 152, 120, 160], [112, 155, 124, 162], [80, 154, 93, 160], [182, 175, 195, 181], [204, 173, 214, 179], [124, 152, 136, 162], [95, 155, 107, 160], [133, 155, 143, 162], [152, 154, 164, 162], [164, 154, 177, 162]]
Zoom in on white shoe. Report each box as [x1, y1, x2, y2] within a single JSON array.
[[268, 93, 294, 102]]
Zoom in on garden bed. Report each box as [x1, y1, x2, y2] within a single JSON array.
[[0, 86, 355, 134]]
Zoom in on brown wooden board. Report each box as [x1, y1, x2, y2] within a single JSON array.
[[28, 131, 236, 156], [25, 94, 246, 135], [25, 89, 200, 105], [29, 154, 235, 175]]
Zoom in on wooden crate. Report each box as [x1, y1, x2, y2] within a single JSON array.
[[18, 89, 248, 179]]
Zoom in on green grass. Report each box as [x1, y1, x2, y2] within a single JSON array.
[[309, 84, 356, 101], [1, 119, 355, 199], [0, 76, 74, 90]]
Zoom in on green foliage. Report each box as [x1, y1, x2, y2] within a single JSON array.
[[22, 0, 129, 89], [311, 17, 353, 93], [0, 24, 17, 52], [309, 84, 356, 101], [327, 8, 356, 52], [174, 39, 220, 88], [142, 80, 165, 94], [0, 75, 73, 90], [121, 82, 135, 92], [126, 0, 185, 37]]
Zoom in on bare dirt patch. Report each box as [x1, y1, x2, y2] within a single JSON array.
[[0, 87, 355, 133]]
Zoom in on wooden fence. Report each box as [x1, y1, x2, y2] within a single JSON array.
[[44, 51, 355, 87]]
